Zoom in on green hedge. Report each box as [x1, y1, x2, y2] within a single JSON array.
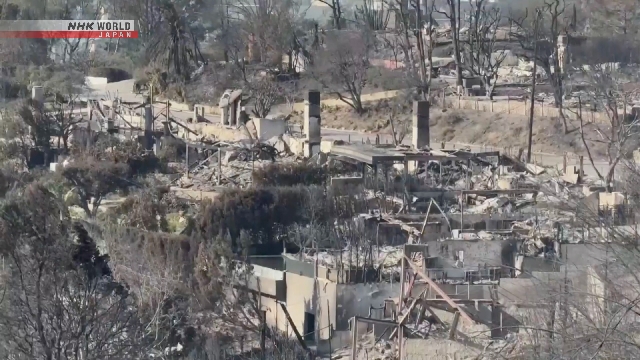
[[87, 67, 131, 82], [252, 162, 327, 187], [198, 186, 324, 247], [0, 79, 27, 98]]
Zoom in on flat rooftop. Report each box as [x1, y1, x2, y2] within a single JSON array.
[[330, 144, 461, 165]]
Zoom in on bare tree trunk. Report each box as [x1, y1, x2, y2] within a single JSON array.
[[394, 0, 415, 74], [528, 12, 540, 162], [448, 0, 463, 91], [416, 0, 428, 99], [484, 77, 494, 100], [555, 85, 569, 133], [547, 302, 556, 356], [333, 0, 343, 30], [320, 0, 342, 29], [425, 1, 436, 98]]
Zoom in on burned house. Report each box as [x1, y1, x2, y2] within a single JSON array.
[[247, 254, 397, 351]]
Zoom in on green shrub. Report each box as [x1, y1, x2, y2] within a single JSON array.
[[133, 67, 149, 82], [196, 183, 369, 254], [90, 138, 168, 175], [87, 67, 131, 82], [198, 186, 326, 249], [253, 162, 327, 187], [102, 224, 199, 279], [0, 79, 27, 98], [126, 154, 166, 176], [163, 82, 188, 103], [157, 137, 185, 163], [367, 67, 413, 91]]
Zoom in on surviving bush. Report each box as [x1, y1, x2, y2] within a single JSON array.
[[252, 162, 327, 187], [197, 186, 331, 250], [0, 78, 27, 98], [157, 136, 186, 163]]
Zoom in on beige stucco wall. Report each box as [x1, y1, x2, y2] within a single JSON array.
[[247, 275, 283, 298], [285, 272, 337, 340], [251, 265, 288, 333], [260, 296, 289, 333]]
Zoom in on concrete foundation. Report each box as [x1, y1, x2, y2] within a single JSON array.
[[194, 105, 205, 121], [219, 89, 243, 127], [306, 117, 320, 140], [288, 137, 305, 156], [221, 105, 239, 127], [31, 86, 44, 106], [303, 141, 320, 158], [221, 100, 241, 127], [220, 107, 228, 125], [254, 117, 286, 141], [230, 102, 238, 126], [320, 140, 335, 154]]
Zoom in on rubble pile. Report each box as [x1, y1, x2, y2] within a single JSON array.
[[293, 245, 413, 277], [173, 139, 360, 191], [420, 160, 472, 187], [176, 146, 299, 190]]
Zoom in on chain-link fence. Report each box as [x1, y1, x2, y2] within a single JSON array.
[[434, 90, 610, 124], [427, 139, 583, 168]]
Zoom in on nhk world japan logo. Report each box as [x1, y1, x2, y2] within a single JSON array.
[[0, 20, 138, 38]]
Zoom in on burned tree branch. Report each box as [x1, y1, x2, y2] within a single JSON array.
[[509, 0, 570, 132], [462, 0, 506, 99], [574, 64, 640, 191]]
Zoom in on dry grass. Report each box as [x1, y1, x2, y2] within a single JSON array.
[[290, 97, 614, 157]]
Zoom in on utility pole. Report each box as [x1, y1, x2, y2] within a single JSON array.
[[165, 100, 170, 123], [146, 83, 155, 133], [251, 149, 255, 184], [217, 148, 222, 185], [186, 143, 190, 178], [527, 9, 541, 163], [260, 310, 266, 360], [312, 230, 319, 345]]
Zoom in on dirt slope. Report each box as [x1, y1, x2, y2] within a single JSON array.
[[290, 100, 610, 157]]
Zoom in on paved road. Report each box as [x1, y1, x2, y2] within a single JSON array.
[[84, 80, 612, 180]]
